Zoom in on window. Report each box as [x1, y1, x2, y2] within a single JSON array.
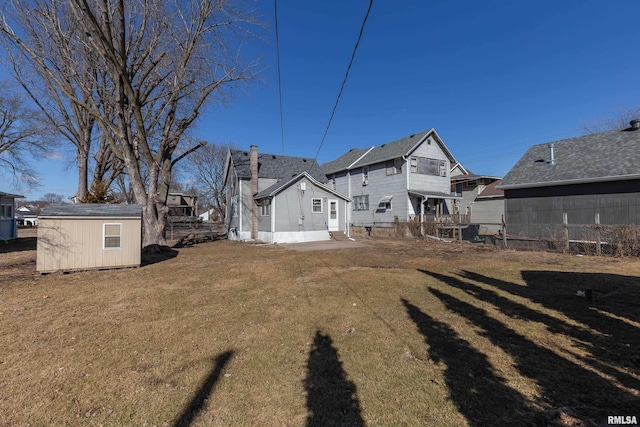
[[104, 223, 121, 249], [386, 158, 402, 175], [1, 204, 12, 220], [362, 166, 369, 186], [410, 156, 447, 176], [312, 198, 323, 213], [378, 195, 393, 211], [260, 200, 270, 216], [353, 195, 369, 211]]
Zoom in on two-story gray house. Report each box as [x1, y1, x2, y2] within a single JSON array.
[[223, 146, 350, 243], [322, 129, 466, 229]]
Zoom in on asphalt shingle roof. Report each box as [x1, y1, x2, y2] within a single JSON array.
[[40, 204, 143, 218], [500, 128, 640, 189], [351, 130, 432, 168], [230, 150, 327, 183], [321, 147, 371, 175], [321, 128, 460, 173]]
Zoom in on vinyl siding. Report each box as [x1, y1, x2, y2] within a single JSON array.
[[273, 176, 345, 232], [37, 217, 141, 272]]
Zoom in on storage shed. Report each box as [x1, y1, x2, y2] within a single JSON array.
[[1, 191, 23, 241], [37, 204, 142, 273]]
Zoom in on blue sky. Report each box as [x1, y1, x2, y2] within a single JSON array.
[[4, 0, 640, 199]]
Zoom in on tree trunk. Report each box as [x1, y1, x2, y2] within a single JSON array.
[[77, 148, 89, 202]]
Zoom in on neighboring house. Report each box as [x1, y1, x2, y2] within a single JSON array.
[[321, 129, 466, 229], [498, 120, 640, 239], [16, 205, 39, 226], [224, 146, 350, 243], [198, 208, 219, 223], [37, 204, 142, 273], [0, 191, 23, 240], [451, 174, 504, 235], [167, 192, 198, 219]]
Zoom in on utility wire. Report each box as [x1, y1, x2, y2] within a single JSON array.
[[274, 0, 286, 155], [314, 0, 373, 160]]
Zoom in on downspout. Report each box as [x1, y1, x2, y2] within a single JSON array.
[[271, 196, 276, 243]]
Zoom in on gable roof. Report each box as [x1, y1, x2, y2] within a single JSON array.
[[321, 128, 465, 173], [228, 149, 327, 183], [254, 171, 350, 201], [499, 128, 640, 190], [40, 204, 142, 218]]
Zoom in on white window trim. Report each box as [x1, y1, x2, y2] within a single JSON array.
[[103, 223, 122, 250], [312, 198, 323, 214]]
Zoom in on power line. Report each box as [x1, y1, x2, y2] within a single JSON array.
[[314, 0, 373, 161], [274, 0, 285, 155]]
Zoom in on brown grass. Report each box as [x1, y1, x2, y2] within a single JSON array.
[[1, 235, 639, 426]]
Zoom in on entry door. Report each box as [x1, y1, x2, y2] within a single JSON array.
[[328, 199, 339, 231]]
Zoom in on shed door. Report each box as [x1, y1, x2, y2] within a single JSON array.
[[328, 199, 339, 231]]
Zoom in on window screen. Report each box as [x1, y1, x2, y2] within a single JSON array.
[[104, 223, 121, 248]]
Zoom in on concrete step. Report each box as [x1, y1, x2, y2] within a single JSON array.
[[330, 231, 351, 241]]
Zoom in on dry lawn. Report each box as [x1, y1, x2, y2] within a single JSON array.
[[1, 235, 639, 426]]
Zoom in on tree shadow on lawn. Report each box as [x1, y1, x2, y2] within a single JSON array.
[[304, 330, 365, 427], [173, 350, 234, 427], [402, 298, 539, 426], [457, 270, 640, 391], [418, 269, 640, 425], [0, 236, 36, 253], [141, 246, 179, 266]]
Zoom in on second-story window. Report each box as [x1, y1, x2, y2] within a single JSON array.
[[410, 156, 447, 176], [386, 158, 402, 175]]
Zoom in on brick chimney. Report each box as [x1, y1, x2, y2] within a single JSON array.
[[250, 145, 258, 240]]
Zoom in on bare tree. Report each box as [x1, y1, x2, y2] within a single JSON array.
[[2, 0, 126, 202], [42, 192, 65, 203], [582, 105, 640, 133], [1, 0, 259, 251], [184, 141, 236, 221], [0, 81, 47, 187]]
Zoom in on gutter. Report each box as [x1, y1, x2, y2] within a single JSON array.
[[497, 173, 640, 190]]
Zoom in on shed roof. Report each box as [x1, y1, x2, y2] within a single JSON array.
[[0, 191, 25, 198], [40, 204, 143, 218], [499, 128, 640, 190], [228, 149, 327, 183]]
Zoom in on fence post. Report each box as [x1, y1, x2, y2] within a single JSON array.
[[563, 213, 569, 252], [501, 215, 507, 248], [595, 213, 601, 256]]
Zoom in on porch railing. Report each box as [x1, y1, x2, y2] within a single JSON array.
[[409, 214, 471, 224]]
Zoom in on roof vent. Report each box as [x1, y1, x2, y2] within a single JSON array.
[[272, 155, 276, 159], [303, 159, 307, 162], [630, 119, 640, 130]]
